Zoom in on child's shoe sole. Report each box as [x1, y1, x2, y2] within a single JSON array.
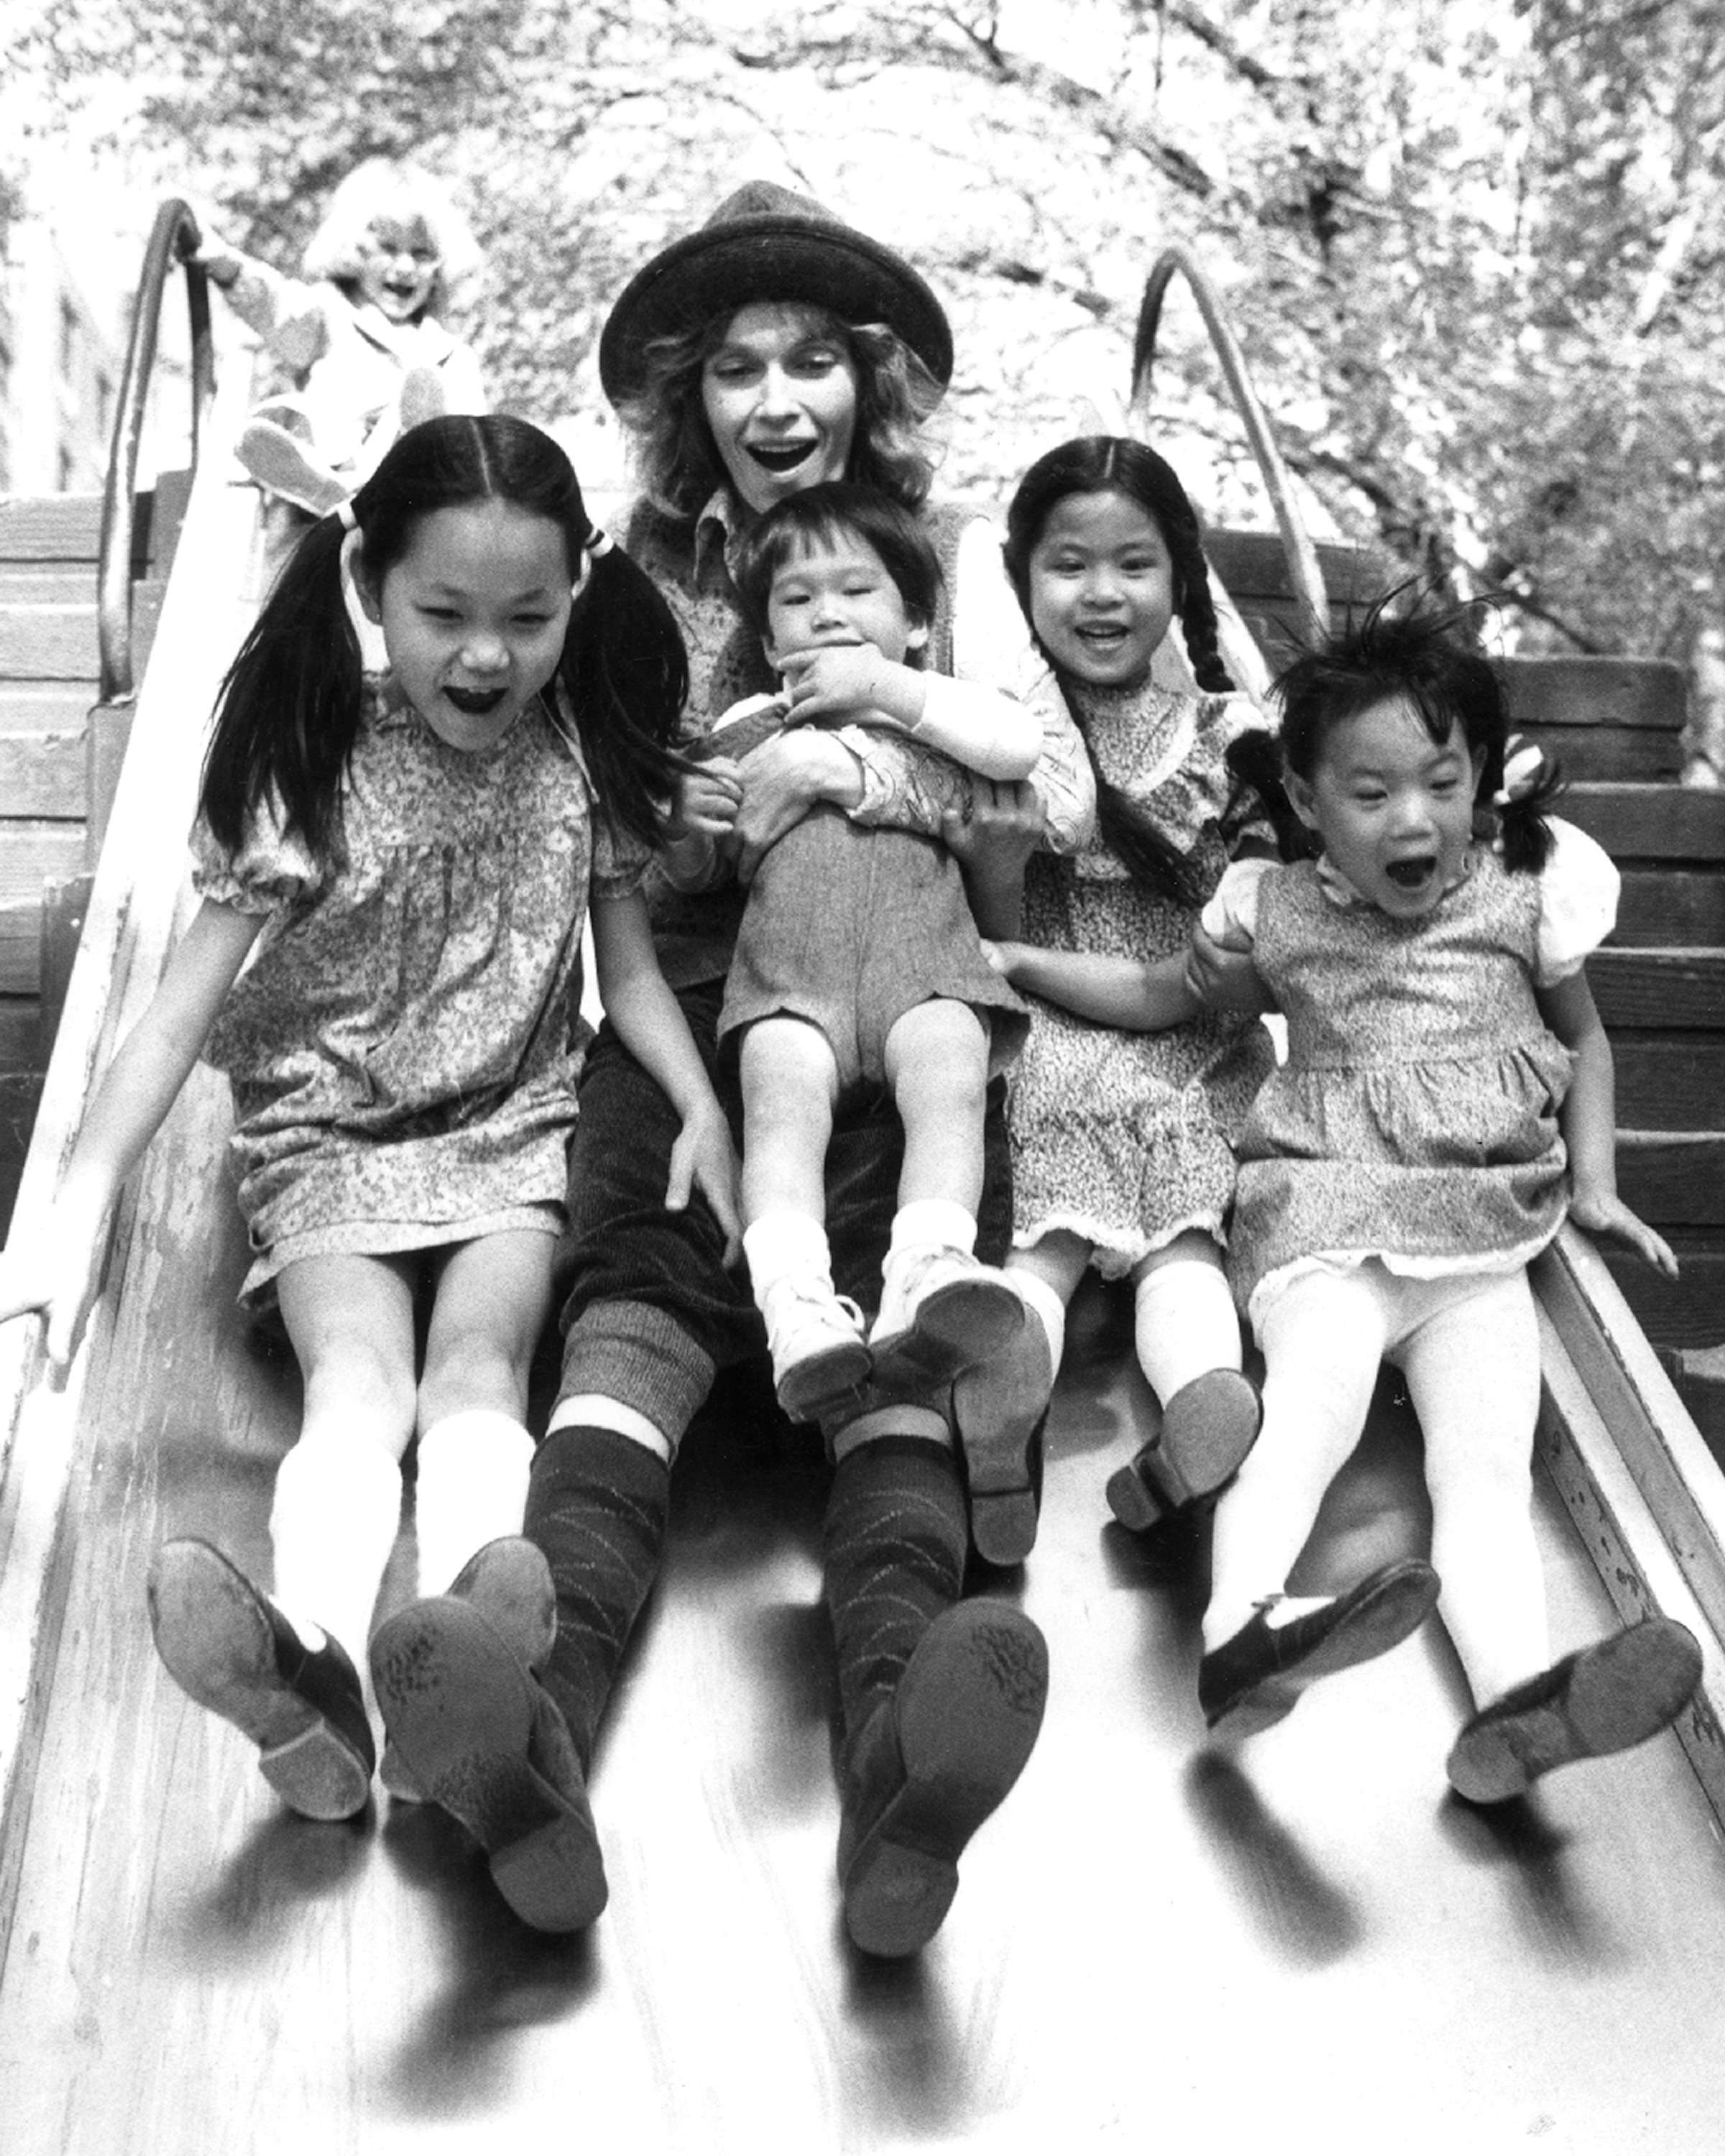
[[1106, 1368, 1261, 1531], [841, 1600, 1048, 1958], [870, 1273, 1026, 1396], [953, 1322, 1054, 1565], [776, 1335, 874, 1424], [1446, 1616, 1703, 1804], [146, 1537, 374, 1821], [370, 1598, 607, 1932]]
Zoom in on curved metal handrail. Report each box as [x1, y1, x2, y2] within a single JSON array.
[[1132, 244, 1328, 642], [96, 199, 216, 704]]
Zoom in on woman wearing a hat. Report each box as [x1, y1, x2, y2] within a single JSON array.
[[535, 185, 1088, 1955]]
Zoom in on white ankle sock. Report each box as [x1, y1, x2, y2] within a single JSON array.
[[888, 1199, 978, 1260], [742, 1210, 834, 1307], [1011, 1268, 1068, 1379], [414, 1409, 535, 1596], [1133, 1256, 1242, 1404], [269, 1425, 404, 1668]]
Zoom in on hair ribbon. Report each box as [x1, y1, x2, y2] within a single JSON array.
[[335, 498, 359, 532], [585, 526, 614, 559], [1494, 733, 1544, 807]]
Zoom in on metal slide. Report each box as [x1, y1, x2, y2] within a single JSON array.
[[1, 228, 1723, 2156]]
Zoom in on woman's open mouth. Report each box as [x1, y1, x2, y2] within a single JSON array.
[[746, 441, 817, 474]]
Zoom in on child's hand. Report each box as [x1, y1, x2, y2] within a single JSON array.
[[979, 939, 1026, 982], [1568, 1186, 1680, 1279], [665, 760, 743, 842], [941, 779, 1046, 882], [778, 643, 891, 724], [1183, 921, 1271, 1014], [0, 1203, 109, 1376], [664, 1101, 742, 1268]]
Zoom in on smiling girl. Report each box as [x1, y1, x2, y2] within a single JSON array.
[[0, 418, 737, 1927], [975, 437, 1279, 1561], [1184, 598, 1700, 1803]]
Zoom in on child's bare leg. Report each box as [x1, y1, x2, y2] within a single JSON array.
[[413, 1227, 556, 1596], [740, 1013, 839, 1225], [272, 1252, 419, 1659], [1110, 1231, 1259, 1531], [738, 1015, 870, 1418], [145, 1252, 417, 1819], [873, 998, 1026, 1473]]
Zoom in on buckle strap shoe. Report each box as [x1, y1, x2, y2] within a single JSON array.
[[1446, 1616, 1703, 1805], [1200, 1557, 1441, 1740], [147, 1537, 374, 1821]]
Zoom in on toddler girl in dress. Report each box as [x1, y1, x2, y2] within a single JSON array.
[[975, 437, 1276, 1563], [191, 157, 487, 578], [667, 481, 1037, 1418], [0, 415, 738, 1925], [1188, 598, 1701, 1802]]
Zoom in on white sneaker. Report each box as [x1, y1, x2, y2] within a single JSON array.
[[762, 1279, 871, 1422], [869, 1245, 1026, 1393]]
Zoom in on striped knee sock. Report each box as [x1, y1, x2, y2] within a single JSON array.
[[523, 1425, 670, 1770], [823, 1435, 967, 1751]]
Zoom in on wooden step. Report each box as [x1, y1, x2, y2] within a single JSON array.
[[1617, 1130, 1725, 1225], [0, 493, 101, 562], [0, 728, 83, 817], [1504, 655, 1688, 782], [1605, 1237, 1725, 1350], [1613, 869, 1725, 946], [1563, 782, 1725, 859], [0, 599, 98, 678], [1614, 1035, 1725, 1131], [1592, 948, 1725, 1030], [1205, 528, 1394, 655]]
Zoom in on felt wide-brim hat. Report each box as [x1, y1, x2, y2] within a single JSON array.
[[598, 180, 954, 405]]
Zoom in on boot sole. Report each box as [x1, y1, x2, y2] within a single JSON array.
[[147, 1541, 371, 1822], [370, 1600, 607, 1932], [842, 1601, 1048, 1958], [1447, 1617, 1704, 1804]]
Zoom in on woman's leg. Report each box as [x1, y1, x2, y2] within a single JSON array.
[[412, 1227, 554, 1596], [1109, 1231, 1259, 1531]]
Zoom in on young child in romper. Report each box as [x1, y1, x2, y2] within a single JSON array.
[[665, 481, 1040, 1419], [0, 416, 738, 1930], [190, 157, 487, 581], [1186, 598, 1701, 1801], [974, 437, 1277, 1564]]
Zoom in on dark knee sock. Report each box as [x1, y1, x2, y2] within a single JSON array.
[[823, 1436, 967, 1751], [525, 1425, 670, 1772]]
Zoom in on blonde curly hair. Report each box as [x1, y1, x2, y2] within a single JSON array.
[[301, 157, 485, 315]]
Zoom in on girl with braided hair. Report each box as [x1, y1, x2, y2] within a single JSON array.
[[975, 437, 1279, 1562]]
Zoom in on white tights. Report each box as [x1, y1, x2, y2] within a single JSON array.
[[1204, 1262, 1548, 1707]]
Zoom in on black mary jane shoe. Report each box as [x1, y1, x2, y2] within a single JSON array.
[[839, 1599, 1048, 1959], [1106, 1368, 1262, 1534], [1446, 1616, 1703, 1805], [1199, 1557, 1442, 1741], [370, 1597, 607, 1933], [147, 1537, 375, 1820]]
